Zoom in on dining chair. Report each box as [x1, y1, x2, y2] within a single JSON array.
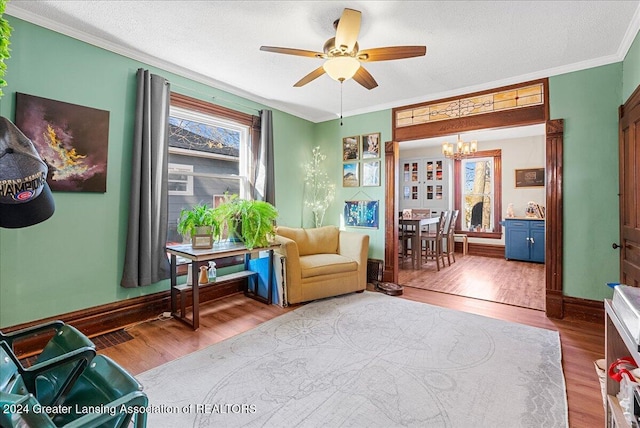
[[398, 222, 416, 268], [421, 211, 447, 271], [444, 210, 459, 266]]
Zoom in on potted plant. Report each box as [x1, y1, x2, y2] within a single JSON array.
[[0, 0, 13, 98], [213, 194, 278, 250], [177, 203, 220, 249]]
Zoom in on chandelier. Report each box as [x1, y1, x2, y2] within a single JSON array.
[[442, 135, 478, 159]]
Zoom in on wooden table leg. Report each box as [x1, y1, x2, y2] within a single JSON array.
[[191, 261, 199, 330]]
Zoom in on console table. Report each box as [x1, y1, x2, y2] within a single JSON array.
[[166, 242, 278, 330]]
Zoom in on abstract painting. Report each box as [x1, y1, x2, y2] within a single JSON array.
[[15, 93, 110, 192]]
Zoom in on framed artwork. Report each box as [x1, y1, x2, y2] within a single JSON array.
[[362, 161, 380, 186], [344, 200, 379, 229], [342, 136, 360, 161], [362, 132, 380, 159], [515, 168, 545, 188], [343, 162, 359, 187], [15, 93, 110, 193]]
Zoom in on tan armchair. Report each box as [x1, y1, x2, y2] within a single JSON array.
[[274, 226, 369, 305]]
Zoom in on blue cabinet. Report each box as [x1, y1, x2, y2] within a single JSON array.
[[503, 219, 545, 263]]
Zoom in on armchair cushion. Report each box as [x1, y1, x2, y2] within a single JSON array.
[[299, 254, 357, 278]]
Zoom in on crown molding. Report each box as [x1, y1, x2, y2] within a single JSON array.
[[322, 52, 624, 123], [618, 2, 640, 60], [5, 5, 314, 122]]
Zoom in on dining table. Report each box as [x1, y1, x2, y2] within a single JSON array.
[[399, 216, 441, 269]]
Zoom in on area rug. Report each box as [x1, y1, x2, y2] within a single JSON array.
[[137, 292, 567, 427]]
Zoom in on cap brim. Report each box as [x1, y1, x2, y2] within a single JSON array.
[[0, 182, 55, 228]]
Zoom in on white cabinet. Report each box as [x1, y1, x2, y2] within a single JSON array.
[[605, 299, 640, 427], [400, 157, 451, 215]]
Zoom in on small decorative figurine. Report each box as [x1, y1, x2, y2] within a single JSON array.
[[507, 203, 515, 218], [525, 201, 538, 218]]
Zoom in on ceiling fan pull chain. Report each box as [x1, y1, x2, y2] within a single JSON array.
[[340, 80, 344, 126]]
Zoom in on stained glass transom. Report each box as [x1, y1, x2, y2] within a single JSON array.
[[395, 83, 544, 128]]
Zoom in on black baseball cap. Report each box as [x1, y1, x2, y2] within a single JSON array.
[[0, 116, 55, 228]]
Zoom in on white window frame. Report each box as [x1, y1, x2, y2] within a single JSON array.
[[168, 106, 250, 199], [168, 163, 194, 196]]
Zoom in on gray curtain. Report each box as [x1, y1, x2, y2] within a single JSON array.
[[253, 109, 275, 204], [121, 69, 171, 288]]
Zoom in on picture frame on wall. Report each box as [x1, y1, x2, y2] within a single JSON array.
[[515, 168, 545, 187], [343, 162, 359, 187], [361, 132, 381, 159], [15, 92, 110, 193], [342, 136, 360, 161], [344, 200, 379, 229], [362, 161, 380, 186]]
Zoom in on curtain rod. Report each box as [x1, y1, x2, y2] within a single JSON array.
[[168, 81, 262, 114]]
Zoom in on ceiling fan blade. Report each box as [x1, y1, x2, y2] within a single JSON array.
[[357, 46, 427, 62], [353, 66, 378, 90], [294, 66, 326, 87], [335, 8, 361, 52], [260, 46, 325, 59]]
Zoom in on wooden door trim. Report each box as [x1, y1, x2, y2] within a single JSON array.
[[545, 119, 564, 317], [619, 84, 640, 287], [385, 79, 567, 318]]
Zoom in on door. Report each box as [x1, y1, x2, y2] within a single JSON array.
[[530, 221, 546, 263], [619, 85, 640, 287], [505, 220, 530, 261]]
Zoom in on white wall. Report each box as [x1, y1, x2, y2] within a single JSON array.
[[399, 133, 546, 245]]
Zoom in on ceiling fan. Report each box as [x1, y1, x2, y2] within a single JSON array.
[[260, 8, 426, 90]]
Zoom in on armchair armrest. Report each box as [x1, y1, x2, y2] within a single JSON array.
[[338, 231, 369, 265], [274, 235, 301, 281], [339, 232, 369, 290]]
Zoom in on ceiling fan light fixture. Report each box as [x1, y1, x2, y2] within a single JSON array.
[[323, 57, 360, 82]]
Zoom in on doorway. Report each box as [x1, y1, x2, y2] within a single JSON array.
[[397, 125, 546, 311], [383, 78, 565, 318]]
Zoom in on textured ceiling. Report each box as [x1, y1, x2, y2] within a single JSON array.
[[7, 1, 640, 123]]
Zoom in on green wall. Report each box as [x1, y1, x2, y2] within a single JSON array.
[[623, 29, 640, 102], [1, 17, 637, 327], [0, 17, 312, 327], [314, 109, 392, 261], [549, 63, 622, 301]]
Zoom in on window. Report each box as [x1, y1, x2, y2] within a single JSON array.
[[168, 163, 194, 195], [462, 157, 493, 231], [454, 150, 502, 237], [166, 96, 256, 244]]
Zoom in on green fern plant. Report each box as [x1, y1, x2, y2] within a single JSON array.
[[0, 0, 13, 97], [213, 194, 278, 250]]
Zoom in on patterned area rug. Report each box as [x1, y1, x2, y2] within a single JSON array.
[[138, 292, 567, 427]]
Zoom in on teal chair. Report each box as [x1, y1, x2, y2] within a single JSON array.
[[0, 355, 147, 428], [52, 355, 148, 428], [0, 321, 96, 407]]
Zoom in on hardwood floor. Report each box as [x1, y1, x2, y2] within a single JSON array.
[[399, 254, 545, 310], [100, 288, 604, 427]]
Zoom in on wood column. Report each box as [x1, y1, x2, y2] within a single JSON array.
[[545, 119, 564, 318], [384, 141, 399, 283]]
